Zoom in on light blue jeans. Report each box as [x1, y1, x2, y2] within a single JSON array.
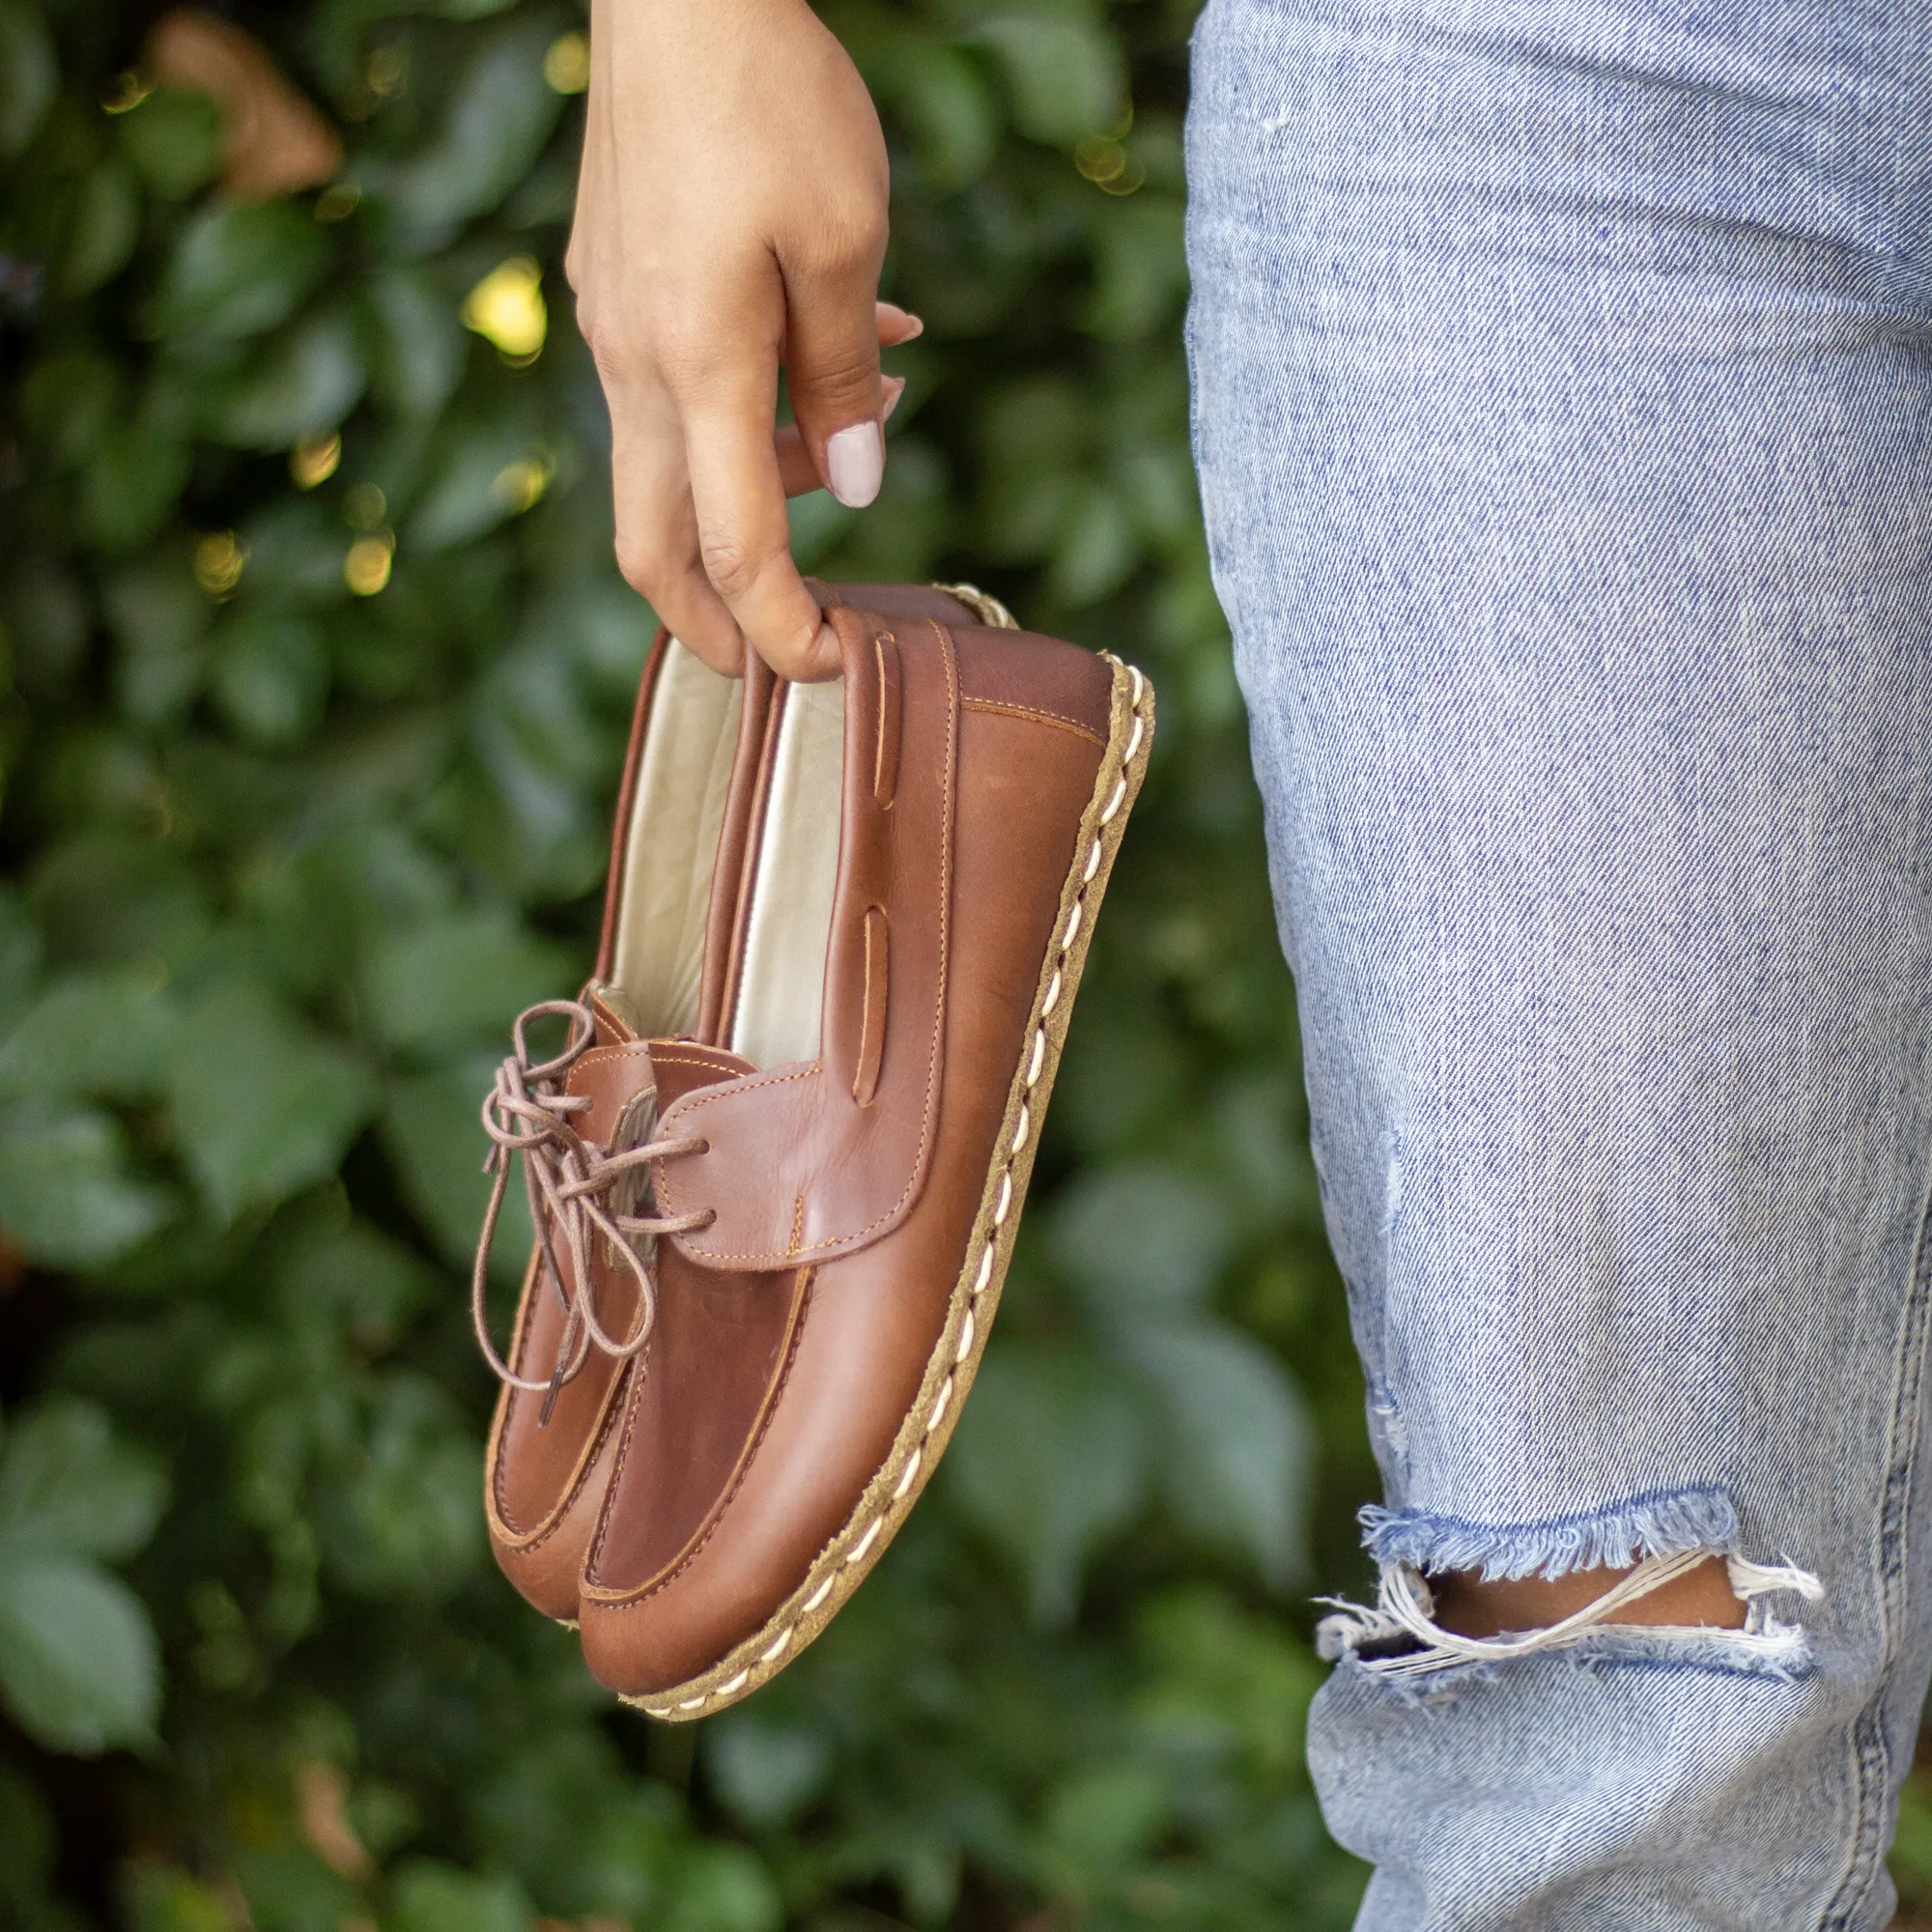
[[1186, 1, 1932, 1923]]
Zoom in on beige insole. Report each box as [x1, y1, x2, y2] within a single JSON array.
[[609, 641, 744, 1037], [728, 677, 845, 1069]]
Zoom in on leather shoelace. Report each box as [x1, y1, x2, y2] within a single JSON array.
[[471, 999, 710, 1422]]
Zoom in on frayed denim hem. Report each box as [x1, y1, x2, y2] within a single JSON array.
[[1359, 1485, 1739, 1581]]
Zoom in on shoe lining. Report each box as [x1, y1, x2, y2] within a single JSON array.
[[729, 677, 845, 1069], [610, 640, 744, 1037]]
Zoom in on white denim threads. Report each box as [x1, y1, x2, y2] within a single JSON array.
[[1316, 1549, 1825, 1681], [1187, 0, 1932, 1923]]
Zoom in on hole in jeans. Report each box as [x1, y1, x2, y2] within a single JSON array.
[[1317, 1548, 1824, 1683], [1430, 1553, 1745, 1639]]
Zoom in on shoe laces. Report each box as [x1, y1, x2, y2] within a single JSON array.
[[471, 999, 709, 1421]]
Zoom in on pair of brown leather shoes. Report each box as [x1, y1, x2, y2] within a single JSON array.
[[473, 582, 1152, 1719]]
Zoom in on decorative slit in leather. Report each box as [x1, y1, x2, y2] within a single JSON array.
[[872, 630, 901, 806], [854, 906, 888, 1105]]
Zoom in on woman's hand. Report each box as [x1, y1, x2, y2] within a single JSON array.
[[568, 0, 912, 681]]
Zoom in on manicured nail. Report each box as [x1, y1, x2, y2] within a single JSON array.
[[826, 419, 884, 508], [882, 375, 906, 420]]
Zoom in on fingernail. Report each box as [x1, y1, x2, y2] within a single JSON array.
[[899, 312, 924, 340], [826, 419, 884, 509], [882, 375, 906, 420]]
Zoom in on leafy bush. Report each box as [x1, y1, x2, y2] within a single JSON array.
[[0, 0, 1378, 1924]]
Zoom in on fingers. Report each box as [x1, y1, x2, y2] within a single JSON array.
[[776, 374, 903, 496], [774, 300, 915, 499], [607, 383, 747, 676], [599, 285, 919, 682], [783, 242, 893, 509], [678, 356, 837, 681], [875, 300, 923, 348]]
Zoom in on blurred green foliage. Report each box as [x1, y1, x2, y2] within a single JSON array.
[[0, 0, 1379, 1924]]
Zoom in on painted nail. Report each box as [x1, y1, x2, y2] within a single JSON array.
[[825, 419, 884, 508]]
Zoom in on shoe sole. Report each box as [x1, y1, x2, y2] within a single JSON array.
[[623, 657, 1154, 1721]]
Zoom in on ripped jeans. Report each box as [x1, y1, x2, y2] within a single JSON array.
[[1186, 0, 1932, 1924]]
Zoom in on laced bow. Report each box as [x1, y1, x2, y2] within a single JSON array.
[[471, 999, 709, 1421]]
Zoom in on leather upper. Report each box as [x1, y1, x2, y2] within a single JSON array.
[[578, 599, 1117, 1692], [651, 607, 957, 1270]]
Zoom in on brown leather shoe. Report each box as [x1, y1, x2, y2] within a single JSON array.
[[563, 584, 1154, 1719], [476, 633, 780, 1621]]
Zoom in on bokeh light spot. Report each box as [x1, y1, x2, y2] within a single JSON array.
[[291, 432, 341, 489], [462, 257, 547, 363], [193, 531, 247, 598], [492, 458, 553, 516], [544, 31, 590, 95], [344, 532, 394, 596]]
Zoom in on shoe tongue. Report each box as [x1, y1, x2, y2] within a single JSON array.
[[562, 1016, 753, 1149], [565, 1037, 654, 1145], [586, 982, 639, 1044], [648, 1040, 754, 1107]]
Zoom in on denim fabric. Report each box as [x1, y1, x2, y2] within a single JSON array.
[[1184, 1, 1932, 1923]]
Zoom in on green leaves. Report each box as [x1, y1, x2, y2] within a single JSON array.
[[207, 308, 368, 450], [0, 965, 182, 1264], [360, 908, 567, 1055], [165, 981, 377, 1222], [0, 0, 1372, 1925], [384, 1054, 531, 1269], [950, 1157, 1313, 1619], [0, 1401, 167, 1755], [0, 3, 56, 157], [967, 14, 1125, 147], [117, 90, 222, 202], [0, 1109, 174, 1268], [703, 1716, 833, 1833], [81, 417, 195, 552], [385, 1862, 532, 1932], [0, 1563, 162, 1757], [209, 611, 331, 744], [364, 268, 467, 418], [0, 1396, 168, 1563], [950, 1340, 1148, 1625], [61, 158, 142, 296], [153, 202, 333, 342], [362, 15, 566, 229], [1124, 1322, 1310, 1591], [314, 1372, 483, 1597], [408, 418, 551, 551]]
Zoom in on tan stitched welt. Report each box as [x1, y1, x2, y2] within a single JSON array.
[[613, 658, 1153, 1721]]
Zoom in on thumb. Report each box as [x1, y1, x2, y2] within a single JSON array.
[[784, 259, 889, 509]]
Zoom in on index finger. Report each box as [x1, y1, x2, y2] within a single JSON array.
[[678, 369, 840, 682]]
